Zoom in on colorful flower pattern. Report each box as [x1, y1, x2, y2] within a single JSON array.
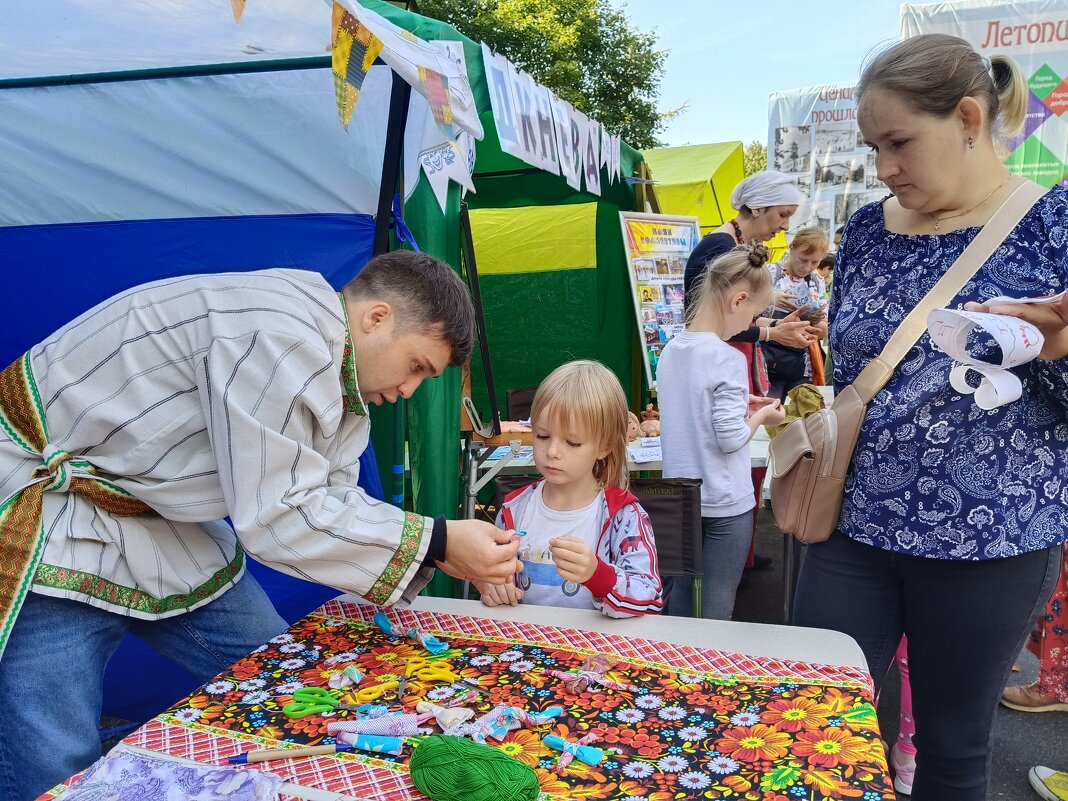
[[152, 611, 894, 800]]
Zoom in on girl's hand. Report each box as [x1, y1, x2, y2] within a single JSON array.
[[473, 580, 523, 607], [965, 296, 1068, 361], [549, 535, 598, 584], [748, 394, 778, 415], [753, 399, 786, 426]]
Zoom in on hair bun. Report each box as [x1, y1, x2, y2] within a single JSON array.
[[746, 243, 770, 269]]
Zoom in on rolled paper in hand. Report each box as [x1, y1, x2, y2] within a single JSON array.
[[543, 733, 604, 767]]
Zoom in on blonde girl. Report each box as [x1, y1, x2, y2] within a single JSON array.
[[657, 244, 786, 620], [475, 360, 663, 618]]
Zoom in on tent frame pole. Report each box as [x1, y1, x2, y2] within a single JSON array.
[[374, 72, 413, 506]]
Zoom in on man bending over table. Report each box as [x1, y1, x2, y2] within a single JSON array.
[[0, 251, 520, 800]]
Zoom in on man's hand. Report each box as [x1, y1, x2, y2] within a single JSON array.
[[549, 535, 598, 584], [438, 519, 521, 585], [965, 296, 1068, 361], [473, 580, 523, 607]]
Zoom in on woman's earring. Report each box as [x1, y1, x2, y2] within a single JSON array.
[[968, 137, 975, 149]]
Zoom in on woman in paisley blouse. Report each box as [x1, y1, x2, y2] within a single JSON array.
[[791, 34, 1067, 801]]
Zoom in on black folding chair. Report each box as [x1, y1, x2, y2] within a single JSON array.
[[629, 477, 704, 617]]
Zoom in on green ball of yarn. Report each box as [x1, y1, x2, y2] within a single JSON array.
[[409, 735, 541, 801]]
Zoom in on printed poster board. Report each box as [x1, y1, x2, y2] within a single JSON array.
[[619, 211, 700, 389]]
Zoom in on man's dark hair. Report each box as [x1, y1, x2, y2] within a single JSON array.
[[343, 251, 474, 366]]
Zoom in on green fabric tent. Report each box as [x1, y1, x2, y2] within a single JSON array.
[[361, 0, 642, 596]]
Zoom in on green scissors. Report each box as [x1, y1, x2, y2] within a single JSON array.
[[283, 687, 363, 719]]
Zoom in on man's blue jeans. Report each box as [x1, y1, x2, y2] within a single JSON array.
[[0, 571, 287, 801]]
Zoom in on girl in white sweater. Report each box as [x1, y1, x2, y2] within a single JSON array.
[[657, 243, 785, 619]]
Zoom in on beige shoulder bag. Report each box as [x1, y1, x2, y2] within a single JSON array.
[[769, 181, 1047, 543]]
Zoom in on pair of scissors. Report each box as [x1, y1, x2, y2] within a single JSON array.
[[283, 687, 363, 719], [405, 657, 459, 684], [353, 679, 401, 704]]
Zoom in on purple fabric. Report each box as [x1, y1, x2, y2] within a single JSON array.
[[63, 749, 282, 801]]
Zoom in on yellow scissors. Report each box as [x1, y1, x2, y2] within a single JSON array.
[[352, 679, 401, 704], [405, 657, 459, 683]]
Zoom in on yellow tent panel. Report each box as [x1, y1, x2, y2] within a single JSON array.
[[641, 142, 744, 235]]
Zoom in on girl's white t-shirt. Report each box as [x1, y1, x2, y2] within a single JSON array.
[[514, 483, 603, 609]]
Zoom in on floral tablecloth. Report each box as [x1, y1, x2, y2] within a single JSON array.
[[44, 599, 894, 801]]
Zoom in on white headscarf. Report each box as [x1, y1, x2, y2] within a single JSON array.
[[730, 170, 804, 211]]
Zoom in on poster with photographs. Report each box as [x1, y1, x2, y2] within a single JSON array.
[[768, 83, 889, 242], [619, 212, 700, 388]]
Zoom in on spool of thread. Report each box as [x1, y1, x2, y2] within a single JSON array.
[[409, 734, 540, 801]]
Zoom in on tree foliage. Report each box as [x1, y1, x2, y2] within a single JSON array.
[[415, 0, 667, 149], [743, 140, 767, 177]]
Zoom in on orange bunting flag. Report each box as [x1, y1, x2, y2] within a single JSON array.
[[230, 0, 246, 23], [331, 1, 384, 129], [417, 66, 453, 126]]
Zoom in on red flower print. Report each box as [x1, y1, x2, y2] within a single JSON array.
[[793, 726, 871, 768], [716, 724, 793, 762], [761, 697, 833, 732]]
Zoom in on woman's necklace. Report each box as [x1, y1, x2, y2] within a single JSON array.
[[729, 218, 744, 242], [928, 175, 1011, 230]]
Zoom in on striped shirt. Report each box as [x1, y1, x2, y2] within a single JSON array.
[[0, 269, 433, 618]]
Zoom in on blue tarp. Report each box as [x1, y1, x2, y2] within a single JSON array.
[[2, 211, 383, 723]]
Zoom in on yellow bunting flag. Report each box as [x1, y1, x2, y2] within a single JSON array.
[[331, 2, 384, 129], [230, 0, 246, 23]]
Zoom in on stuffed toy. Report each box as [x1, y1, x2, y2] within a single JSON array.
[[639, 419, 660, 437], [640, 403, 660, 422], [626, 411, 641, 442]]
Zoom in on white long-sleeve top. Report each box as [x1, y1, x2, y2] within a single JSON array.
[[0, 269, 434, 619], [656, 330, 755, 518]]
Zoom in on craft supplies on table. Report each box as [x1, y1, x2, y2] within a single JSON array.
[[41, 598, 895, 801]]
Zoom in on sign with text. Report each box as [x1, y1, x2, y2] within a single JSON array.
[[619, 212, 701, 388]]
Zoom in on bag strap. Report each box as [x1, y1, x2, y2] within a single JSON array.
[[852, 180, 1047, 403]]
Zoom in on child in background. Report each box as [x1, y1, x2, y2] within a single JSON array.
[[657, 244, 786, 620], [474, 360, 663, 618]]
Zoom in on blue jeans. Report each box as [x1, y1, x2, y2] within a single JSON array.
[[667, 510, 753, 620], [0, 571, 287, 801], [793, 532, 1060, 801]]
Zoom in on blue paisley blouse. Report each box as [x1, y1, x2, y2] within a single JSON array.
[[830, 185, 1068, 560]]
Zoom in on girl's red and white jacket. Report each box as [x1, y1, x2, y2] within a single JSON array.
[[495, 481, 663, 618]]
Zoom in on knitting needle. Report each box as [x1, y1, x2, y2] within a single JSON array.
[[229, 743, 355, 764]]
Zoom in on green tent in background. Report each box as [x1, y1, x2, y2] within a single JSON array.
[[641, 142, 744, 234], [362, 0, 644, 596]]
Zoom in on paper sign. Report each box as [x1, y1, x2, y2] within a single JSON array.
[[551, 95, 582, 191], [927, 308, 1045, 410], [582, 118, 601, 196]]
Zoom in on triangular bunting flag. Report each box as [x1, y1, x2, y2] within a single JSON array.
[[331, 1, 384, 129]]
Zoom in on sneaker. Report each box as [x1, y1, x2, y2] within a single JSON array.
[[1029, 766, 1068, 801], [890, 742, 915, 796], [1000, 684, 1068, 713]]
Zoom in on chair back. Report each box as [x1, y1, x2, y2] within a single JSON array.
[[628, 477, 703, 579]]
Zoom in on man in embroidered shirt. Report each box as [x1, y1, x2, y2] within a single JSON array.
[[0, 250, 520, 799]]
